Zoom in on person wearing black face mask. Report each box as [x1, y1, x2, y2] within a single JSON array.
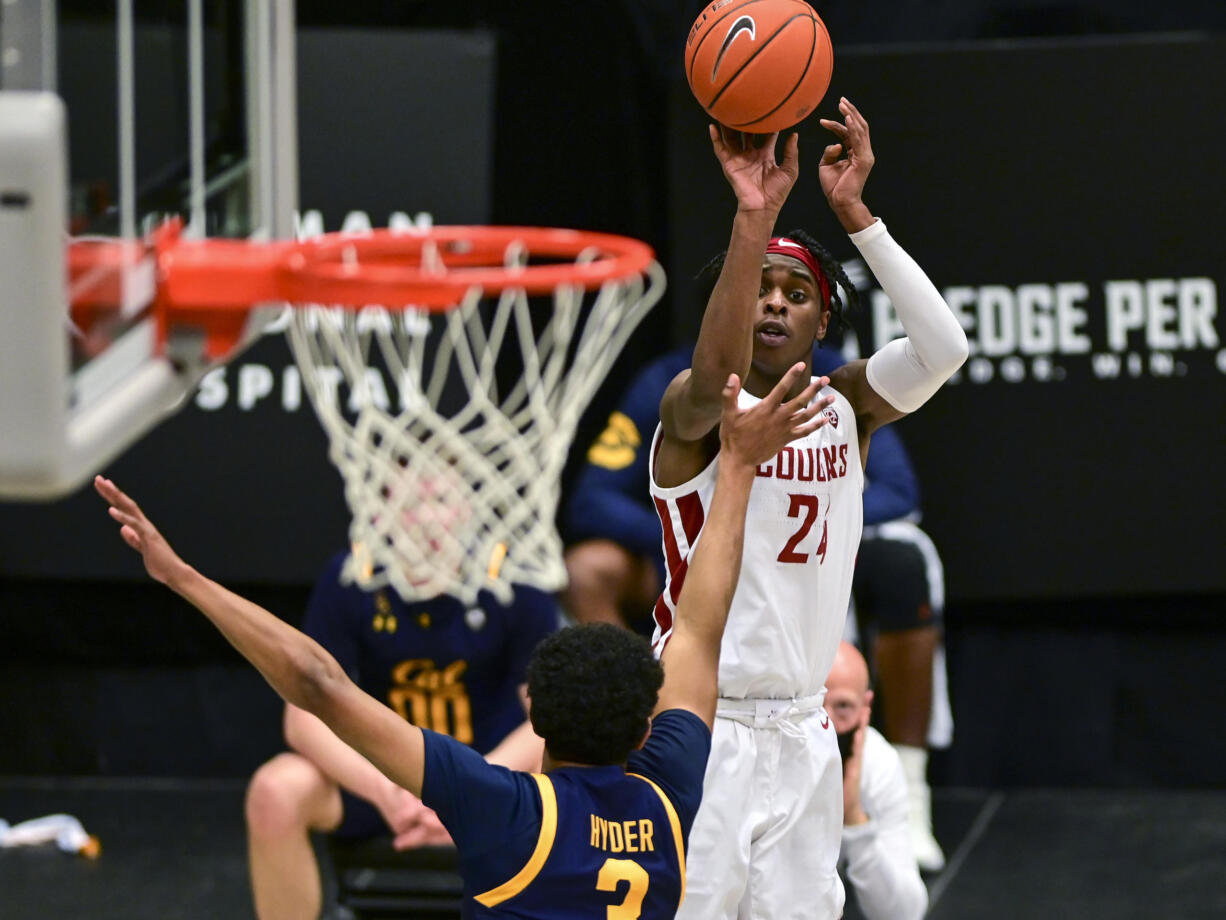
[[825, 641, 928, 920]]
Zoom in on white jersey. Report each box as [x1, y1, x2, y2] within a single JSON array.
[[649, 380, 864, 699]]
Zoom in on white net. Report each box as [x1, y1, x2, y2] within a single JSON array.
[[285, 240, 665, 604]]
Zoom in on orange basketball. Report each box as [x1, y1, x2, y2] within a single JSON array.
[[685, 0, 833, 133]]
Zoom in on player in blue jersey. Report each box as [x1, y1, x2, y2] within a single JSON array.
[[94, 360, 833, 919], [244, 552, 557, 920]]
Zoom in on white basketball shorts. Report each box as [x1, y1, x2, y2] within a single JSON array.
[[677, 694, 845, 920]]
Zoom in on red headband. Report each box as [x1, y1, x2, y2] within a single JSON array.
[[766, 237, 831, 309]]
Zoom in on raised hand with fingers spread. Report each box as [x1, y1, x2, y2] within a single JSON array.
[[719, 363, 835, 470], [819, 97, 877, 233], [95, 476, 188, 587]]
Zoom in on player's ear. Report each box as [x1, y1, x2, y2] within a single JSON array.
[[862, 689, 874, 722], [815, 309, 831, 341]]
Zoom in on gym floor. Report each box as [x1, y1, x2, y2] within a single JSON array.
[[3, 779, 1225, 919]]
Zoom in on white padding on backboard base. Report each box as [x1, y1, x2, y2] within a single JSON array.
[[0, 93, 70, 492], [0, 93, 190, 501]]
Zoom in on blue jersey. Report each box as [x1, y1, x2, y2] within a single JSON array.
[[303, 552, 559, 753], [421, 708, 711, 919]]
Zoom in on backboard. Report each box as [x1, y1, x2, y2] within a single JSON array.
[[0, 0, 296, 499]]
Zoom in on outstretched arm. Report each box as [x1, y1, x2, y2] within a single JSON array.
[[819, 98, 968, 435], [94, 476, 429, 798], [656, 364, 834, 728], [661, 128, 800, 445]]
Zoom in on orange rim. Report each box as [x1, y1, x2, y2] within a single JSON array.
[[65, 221, 657, 360], [156, 224, 657, 309]]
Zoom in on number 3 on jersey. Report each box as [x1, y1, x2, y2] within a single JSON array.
[[596, 858, 649, 919], [778, 493, 828, 565]]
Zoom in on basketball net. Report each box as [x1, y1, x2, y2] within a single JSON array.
[[282, 236, 664, 604]]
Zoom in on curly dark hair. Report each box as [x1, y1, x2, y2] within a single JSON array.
[[526, 624, 664, 765], [695, 228, 859, 336]]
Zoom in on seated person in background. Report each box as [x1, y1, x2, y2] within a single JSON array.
[[826, 641, 928, 920], [850, 496, 951, 870], [562, 347, 696, 635], [565, 341, 950, 869], [94, 364, 828, 919], [245, 551, 558, 920]]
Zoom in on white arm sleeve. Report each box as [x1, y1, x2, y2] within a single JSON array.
[[841, 730, 929, 920], [851, 219, 969, 413]]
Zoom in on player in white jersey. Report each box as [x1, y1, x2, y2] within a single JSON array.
[[653, 98, 968, 919], [650, 379, 861, 697]]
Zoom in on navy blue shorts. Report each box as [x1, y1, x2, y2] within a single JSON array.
[[334, 789, 388, 839], [853, 533, 942, 633]]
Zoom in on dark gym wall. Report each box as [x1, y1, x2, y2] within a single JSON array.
[[3, 1, 1225, 782]]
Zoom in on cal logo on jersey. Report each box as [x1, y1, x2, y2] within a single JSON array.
[[389, 658, 474, 743], [587, 411, 641, 470]]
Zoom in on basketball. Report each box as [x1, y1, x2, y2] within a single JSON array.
[[685, 0, 834, 133]]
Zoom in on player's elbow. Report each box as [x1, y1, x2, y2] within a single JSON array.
[[916, 327, 968, 380], [661, 382, 722, 444], [868, 336, 967, 414], [285, 644, 350, 720], [662, 405, 721, 444], [944, 325, 970, 374]]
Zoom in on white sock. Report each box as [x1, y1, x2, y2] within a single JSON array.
[[895, 744, 929, 791]]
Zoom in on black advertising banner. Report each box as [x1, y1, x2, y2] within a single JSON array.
[[668, 35, 1226, 600]]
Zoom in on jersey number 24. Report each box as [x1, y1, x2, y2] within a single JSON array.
[[778, 494, 828, 565]]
